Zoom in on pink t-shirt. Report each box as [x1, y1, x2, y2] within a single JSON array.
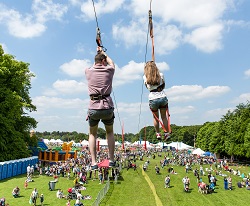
[[85, 64, 114, 109]]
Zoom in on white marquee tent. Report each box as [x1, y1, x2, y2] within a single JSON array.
[[192, 148, 205, 155], [166, 142, 193, 150]]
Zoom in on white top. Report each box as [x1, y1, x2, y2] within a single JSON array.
[[143, 73, 167, 100]]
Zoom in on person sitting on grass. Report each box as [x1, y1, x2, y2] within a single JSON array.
[[75, 197, 83, 206], [0, 197, 6, 206], [12, 186, 20, 198], [56, 189, 64, 199]]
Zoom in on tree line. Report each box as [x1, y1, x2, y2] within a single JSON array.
[[195, 102, 250, 160]]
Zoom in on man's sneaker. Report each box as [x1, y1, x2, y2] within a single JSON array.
[[109, 161, 115, 167], [156, 133, 162, 140], [164, 132, 170, 140], [91, 164, 98, 170]]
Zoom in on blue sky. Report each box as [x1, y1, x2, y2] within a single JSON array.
[[0, 0, 250, 134]]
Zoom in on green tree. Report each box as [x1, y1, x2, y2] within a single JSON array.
[[0, 45, 37, 161], [244, 123, 250, 158]]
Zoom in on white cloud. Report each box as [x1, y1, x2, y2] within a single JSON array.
[[33, 96, 85, 110], [42, 79, 88, 96], [32, 0, 68, 23], [79, 0, 125, 20], [113, 0, 235, 53], [114, 61, 169, 87], [60, 59, 92, 77], [117, 102, 148, 114], [171, 106, 195, 115], [42, 88, 59, 97], [205, 107, 233, 118], [129, 0, 233, 27], [0, 1, 67, 38], [244, 69, 250, 79], [112, 20, 146, 48], [166, 85, 230, 102], [232, 93, 250, 104], [0, 43, 8, 53], [184, 23, 224, 53], [154, 24, 183, 54], [113, 20, 182, 54], [52, 80, 87, 94], [225, 20, 250, 28]]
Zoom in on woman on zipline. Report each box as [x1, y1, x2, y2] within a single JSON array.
[[143, 61, 170, 140]]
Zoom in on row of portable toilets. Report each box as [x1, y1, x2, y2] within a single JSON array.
[[0, 156, 38, 180]]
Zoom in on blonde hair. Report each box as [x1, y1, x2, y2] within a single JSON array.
[[144, 61, 161, 85]]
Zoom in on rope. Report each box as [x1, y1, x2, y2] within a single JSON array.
[[91, 0, 107, 51], [91, 0, 99, 28], [112, 91, 123, 134], [152, 108, 172, 134]]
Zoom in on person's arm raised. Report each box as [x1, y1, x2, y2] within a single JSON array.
[[97, 46, 115, 68], [105, 54, 115, 68]]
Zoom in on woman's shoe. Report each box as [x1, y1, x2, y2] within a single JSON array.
[[164, 133, 170, 140], [156, 133, 162, 140]]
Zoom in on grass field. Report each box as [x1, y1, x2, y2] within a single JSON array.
[[0, 154, 249, 206], [101, 154, 250, 206]]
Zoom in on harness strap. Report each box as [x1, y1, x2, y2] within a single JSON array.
[[152, 106, 172, 134], [96, 27, 107, 52], [149, 9, 155, 62], [90, 94, 110, 100], [150, 83, 165, 92]]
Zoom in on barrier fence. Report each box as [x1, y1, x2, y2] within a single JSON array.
[[92, 180, 110, 206]]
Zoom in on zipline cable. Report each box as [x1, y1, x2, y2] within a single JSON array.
[[138, 0, 153, 134]]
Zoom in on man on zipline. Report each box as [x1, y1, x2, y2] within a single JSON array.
[[143, 61, 170, 140], [85, 46, 116, 170]]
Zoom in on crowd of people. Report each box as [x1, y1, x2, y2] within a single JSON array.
[[1, 147, 250, 205], [157, 149, 250, 195]]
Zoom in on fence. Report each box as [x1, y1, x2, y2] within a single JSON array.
[[91, 162, 123, 206], [92, 180, 110, 206]]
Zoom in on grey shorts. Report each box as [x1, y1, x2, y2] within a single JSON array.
[[149, 97, 168, 112], [87, 108, 115, 127]]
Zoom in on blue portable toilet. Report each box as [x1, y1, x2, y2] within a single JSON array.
[[30, 157, 35, 166], [33, 156, 38, 166], [7, 161, 13, 178], [13, 161, 18, 176], [27, 157, 32, 168], [0, 163, 3, 180], [2, 163, 7, 179], [17, 160, 22, 175], [22, 159, 28, 174]]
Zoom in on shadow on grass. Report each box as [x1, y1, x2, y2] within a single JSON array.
[[99, 182, 115, 206]]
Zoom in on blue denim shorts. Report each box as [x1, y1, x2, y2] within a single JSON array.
[[88, 108, 115, 127], [149, 97, 168, 112]]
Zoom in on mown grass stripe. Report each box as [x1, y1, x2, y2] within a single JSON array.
[[141, 165, 163, 206]]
